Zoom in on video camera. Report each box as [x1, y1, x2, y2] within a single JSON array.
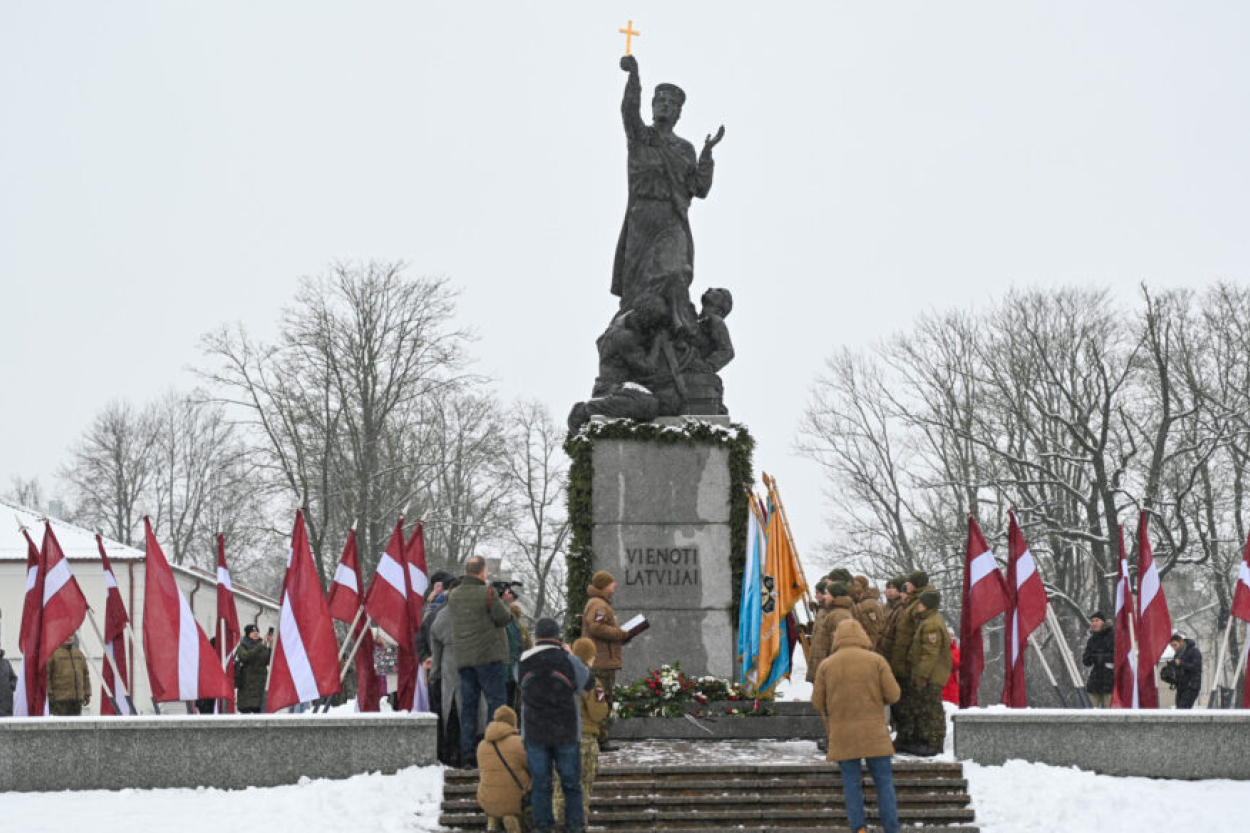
[[492, 579, 523, 598]]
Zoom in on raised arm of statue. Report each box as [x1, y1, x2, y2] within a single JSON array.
[[692, 126, 724, 199], [620, 55, 645, 141]]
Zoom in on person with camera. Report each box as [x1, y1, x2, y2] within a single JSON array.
[[235, 624, 273, 714], [1164, 632, 1203, 709], [448, 556, 514, 767]]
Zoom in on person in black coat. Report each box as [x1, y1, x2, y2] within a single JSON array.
[[1082, 612, 1115, 707], [0, 649, 16, 717], [1167, 633, 1203, 709]]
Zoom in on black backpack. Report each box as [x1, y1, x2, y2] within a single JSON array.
[[519, 646, 579, 745]]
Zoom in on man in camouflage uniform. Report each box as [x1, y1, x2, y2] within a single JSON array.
[[805, 580, 833, 684], [906, 589, 952, 756], [875, 577, 906, 659], [850, 575, 884, 646], [890, 570, 933, 751]]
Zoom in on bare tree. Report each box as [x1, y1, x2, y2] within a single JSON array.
[[199, 261, 471, 582], [60, 400, 157, 546], [4, 476, 46, 512], [499, 400, 571, 620]]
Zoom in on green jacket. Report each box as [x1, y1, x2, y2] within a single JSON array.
[[890, 584, 934, 677], [447, 576, 513, 668], [235, 637, 271, 711], [908, 608, 953, 687]]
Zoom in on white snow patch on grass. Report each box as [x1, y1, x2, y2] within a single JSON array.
[[966, 759, 1249, 832], [9, 766, 445, 833]]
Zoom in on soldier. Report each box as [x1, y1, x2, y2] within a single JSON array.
[[554, 638, 611, 828], [850, 575, 884, 646], [582, 571, 628, 751], [875, 576, 907, 659], [890, 570, 933, 751], [805, 580, 833, 685], [905, 589, 952, 756]]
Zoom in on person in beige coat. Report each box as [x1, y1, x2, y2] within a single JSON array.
[[476, 705, 531, 833], [812, 619, 902, 833]]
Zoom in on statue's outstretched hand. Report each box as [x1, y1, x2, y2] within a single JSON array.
[[620, 55, 639, 74], [702, 125, 726, 155]]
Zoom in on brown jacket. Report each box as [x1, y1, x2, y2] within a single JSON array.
[[581, 676, 612, 738], [908, 608, 953, 687], [810, 598, 853, 681], [47, 644, 90, 705], [876, 596, 904, 659], [805, 606, 832, 683], [476, 712, 531, 817], [583, 586, 628, 671], [812, 619, 901, 762], [851, 585, 885, 646], [891, 585, 934, 677]]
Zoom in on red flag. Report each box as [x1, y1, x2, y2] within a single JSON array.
[[142, 519, 232, 702], [37, 522, 90, 669], [1001, 512, 1048, 707], [215, 534, 242, 712], [266, 510, 342, 712], [327, 530, 381, 712], [1231, 529, 1250, 623], [13, 529, 47, 716], [1135, 512, 1172, 708], [1112, 526, 1140, 708], [960, 516, 1010, 707], [327, 529, 363, 624], [396, 523, 430, 711], [97, 536, 133, 715], [1234, 532, 1250, 710], [364, 519, 411, 643]]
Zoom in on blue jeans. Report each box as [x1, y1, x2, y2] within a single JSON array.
[[526, 740, 583, 832], [838, 756, 900, 833], [459, 662, 507, 763]]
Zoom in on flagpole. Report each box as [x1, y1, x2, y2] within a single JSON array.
[[1044, 606, 1091, 707], [1206, 614, 1235, 708], [339, 616, 375, 682], [337, 606, 366, 660], [1027, 632, 1066, 707], [81, 610, 124, 715], [762, 473, 817, 659]]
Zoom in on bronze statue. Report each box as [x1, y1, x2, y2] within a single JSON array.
[[569, 54, 734, 434]]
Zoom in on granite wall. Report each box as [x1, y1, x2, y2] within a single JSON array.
[[0, 712, 436, 792], [590, 435, 735, 682], [954, 709, 1250, 779]]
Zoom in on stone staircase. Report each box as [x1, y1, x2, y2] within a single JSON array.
[[439, 759, 978, 831]]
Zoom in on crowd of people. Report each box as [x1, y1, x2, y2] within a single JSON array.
[[419, 559, 626, 833], [806, 568, 956, 833]]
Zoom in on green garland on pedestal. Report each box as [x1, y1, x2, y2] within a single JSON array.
[[562, 418, 755, 639]]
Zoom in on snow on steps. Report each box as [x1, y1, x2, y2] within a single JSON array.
[[439, 760, 978, 831]]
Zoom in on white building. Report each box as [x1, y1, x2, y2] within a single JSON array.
[[0, 498, 279, 714]]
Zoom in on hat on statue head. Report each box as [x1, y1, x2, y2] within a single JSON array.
[[653, 82, 686, 106]]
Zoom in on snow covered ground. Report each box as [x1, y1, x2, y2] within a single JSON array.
[[966, 760, 1248, 831], [7, 766, 447, 833]]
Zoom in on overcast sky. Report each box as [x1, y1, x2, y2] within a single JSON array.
[[3, 2, 1249, 564]]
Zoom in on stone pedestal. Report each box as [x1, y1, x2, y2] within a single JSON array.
[[590, 434, 734, 682]]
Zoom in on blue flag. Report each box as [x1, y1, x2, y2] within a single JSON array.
[[737, 500, 765, 687]]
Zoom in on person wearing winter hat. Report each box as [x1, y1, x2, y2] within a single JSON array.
[[476, 705, 531, 833], [582, 570, 628, 750], [875, 577, 907, 658], [904, 589, 951, 756], [553, 638, 610, 827], [519, 618, 593, 833], [890, 570, 935, 752], [850, 575, 884, 646], [1082, 611, 1115, 708]]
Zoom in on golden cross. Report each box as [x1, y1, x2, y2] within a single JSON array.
[[618, 20, 640, 56]]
